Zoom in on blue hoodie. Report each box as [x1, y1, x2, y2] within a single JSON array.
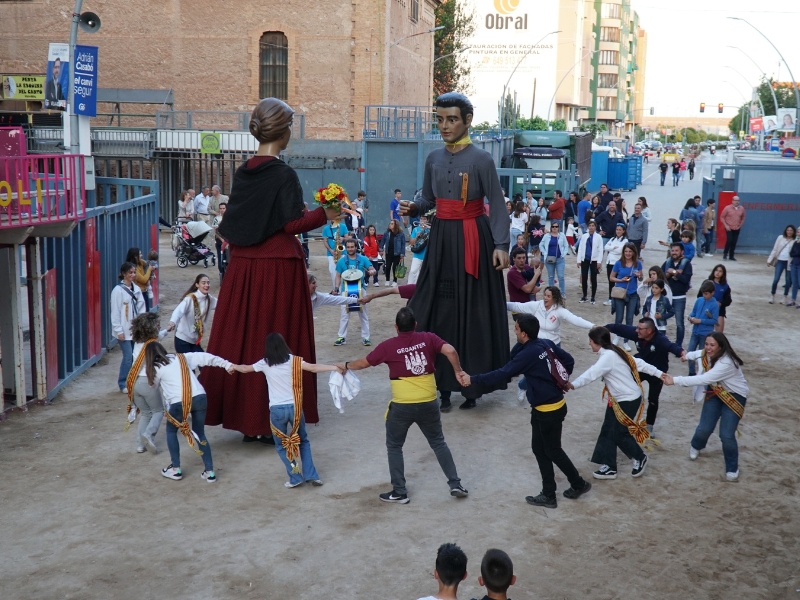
[[689, 295, 719, 336]]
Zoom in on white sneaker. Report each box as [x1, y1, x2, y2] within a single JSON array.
[[517, 387, 527, 405], [623, 342, 632, 352], [391, 282, 398, 288], [603, 299, 612, 306], [285, 480, 303, 488], [725, 470, 739, 481], [141, 433, 158, 454], [121, 387, 128, 394], [384, 281, 391, 287], [611, 335, 619, 346], [689, 446, 699, 460]]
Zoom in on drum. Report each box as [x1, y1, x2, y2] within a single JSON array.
[[341, 269, 364, 312]]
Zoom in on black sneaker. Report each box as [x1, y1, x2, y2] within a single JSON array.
[[593, 465, 617, 479], [242, 435, 258, 443], [439, 398, 452, 412], [379, 490, 410, 504], [258, 435, 276, 446], [525, 493, 557, 509], [450, 484, 469, 498], [632, 454, 648, 478], [563, 480, 592, 499], [459, 398, 477, 410], [579, 297, 587, 303]]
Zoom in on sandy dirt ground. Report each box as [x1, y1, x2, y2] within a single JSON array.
[[1, 154, 798, 599]]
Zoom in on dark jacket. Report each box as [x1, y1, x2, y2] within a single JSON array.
[[380, 229, 406, 257], [662, 257, 693, 296], [605, 324, 683, 372], [595, 209, 622, 239], [564, 199, 578, 221], [472, 338, 574, 408], [791, 241, 800, 266], [643, 293, 674, 329]]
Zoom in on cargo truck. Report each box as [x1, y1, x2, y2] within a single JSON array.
[[499, 130, 593, 199]]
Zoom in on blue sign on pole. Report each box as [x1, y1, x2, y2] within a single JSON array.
[[73, 44, 98, 117]]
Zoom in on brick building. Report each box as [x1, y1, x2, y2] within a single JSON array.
[[0, 0, 442, 139]]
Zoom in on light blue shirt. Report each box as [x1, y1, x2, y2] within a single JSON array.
[[322, 222, 349, 257], [411, 226, 427, 259], [336, 253, 372, 286]]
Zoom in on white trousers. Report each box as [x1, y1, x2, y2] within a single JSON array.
[[338, 303, 369, 340], [327, 256, 337, 290], [408, 256, 424, 284]]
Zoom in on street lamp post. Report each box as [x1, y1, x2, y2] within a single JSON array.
[[498, 30, 560, 132], [728, 17, 800, 135], [727, 45, 780, 113], [390, 25, 445, 48], [725, 65, 766, 117], [546, 49, 598, 129], [387, 25, 444, 105], [723, 81, 750, 137]]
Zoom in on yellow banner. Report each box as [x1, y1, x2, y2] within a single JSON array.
[[2, 75, 46, 100]]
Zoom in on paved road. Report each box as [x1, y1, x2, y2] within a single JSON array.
[[610, 150, 728, 268]]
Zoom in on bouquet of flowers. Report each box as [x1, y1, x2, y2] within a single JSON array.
[[314, 183, 350, 210]]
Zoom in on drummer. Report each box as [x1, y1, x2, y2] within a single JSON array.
[[334, 238, 376, 347]]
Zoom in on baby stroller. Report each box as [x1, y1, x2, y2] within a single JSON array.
[[176, 221, 217, 269]]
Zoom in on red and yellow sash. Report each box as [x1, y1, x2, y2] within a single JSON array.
[[191, 295, 204, 345], [123, 339, 155, 431], [603, 352, 650, 444], [163, 354, 206, 454], [269, 356, 304, 473], [701, 352, 745, 419]]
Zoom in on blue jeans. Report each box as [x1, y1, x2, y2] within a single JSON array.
[[791, 264, 800, 301], [165, 394, 213, 471], [691, 392, 747, 473], [672, 173, 680, 186], [613, 293, 639, 339], [545, 257, 566, 294], [687, 332, 708, 375], [175, 337, 203, 353], [270, 404, 319, 485], [702, 229, 714, 255], [660, 171, 666, 185], [671, 297, 686, 347], [510, 228, 523, 253], [771, 260, 791, 296], [117, 340, 133, 391]]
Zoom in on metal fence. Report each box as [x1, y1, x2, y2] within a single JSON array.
[[38, 177, 159, 400], [0, 153, 86, 241], [155, 110, 306, 138], [363, 105, 438, 140]]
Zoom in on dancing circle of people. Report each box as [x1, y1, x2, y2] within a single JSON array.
[[111, 93, 750, 507]]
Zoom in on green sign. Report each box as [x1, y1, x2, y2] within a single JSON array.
[[1, 75, 46, 100], [199, 131, 221, 154]]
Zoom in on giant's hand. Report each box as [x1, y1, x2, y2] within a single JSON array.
[[493, 249, 510, 271], [324, 207, 342, 221], [398, 201, 418, 217]]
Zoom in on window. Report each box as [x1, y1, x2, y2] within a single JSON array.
[[601, 3, 621, 19], [597, 96, 617, 111], [410, 0, 419, 22], [259, 32, 288, 100], [599, 27, 620, 42], [598, 50, 619, 65], [597, 73, 618, 88]]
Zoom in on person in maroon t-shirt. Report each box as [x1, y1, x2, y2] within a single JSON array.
[[507, 247, 542, 306], [335, 307, 468, 504]]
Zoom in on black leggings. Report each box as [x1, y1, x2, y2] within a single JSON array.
[[581, 260, 598, 300], [385, 254, 401, 282], [606, 264, 614, 299]]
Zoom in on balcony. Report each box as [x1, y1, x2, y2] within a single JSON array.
[[0, 154, 85, 243]]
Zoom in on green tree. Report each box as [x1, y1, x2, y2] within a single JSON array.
[[728, 107, 749, 137], [433, 0, 477, 98], [514, 116, 566, 131], [579, 122, 607, 139]]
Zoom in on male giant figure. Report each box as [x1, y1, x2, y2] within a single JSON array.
[[400, 92, 510, 410]]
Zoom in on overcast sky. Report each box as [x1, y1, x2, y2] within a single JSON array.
[[636, 0, 800, 118]]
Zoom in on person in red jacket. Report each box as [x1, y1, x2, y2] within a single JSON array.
[[547, 190, 566, 227], [362, 224, 382, 286]]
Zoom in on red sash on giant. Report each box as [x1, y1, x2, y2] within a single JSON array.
[[436, 198, 484, 278]]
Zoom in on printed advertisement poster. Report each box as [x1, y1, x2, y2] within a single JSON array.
[[749, 117, 763, 132], [45, 42, 69, 110], [1, 75, 46, 100], [762, 115, 777, 132], [777, 108, 797, 132], [73, 44, 98, 117], [463, 0, 559, 124]]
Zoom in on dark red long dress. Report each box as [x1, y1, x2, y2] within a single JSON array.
[[201, 156, 327, 432]]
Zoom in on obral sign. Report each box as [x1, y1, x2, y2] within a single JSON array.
[[486, 0, 528, 29]]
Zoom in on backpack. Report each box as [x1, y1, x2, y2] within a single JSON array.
[[539, 341, 571, 392]]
